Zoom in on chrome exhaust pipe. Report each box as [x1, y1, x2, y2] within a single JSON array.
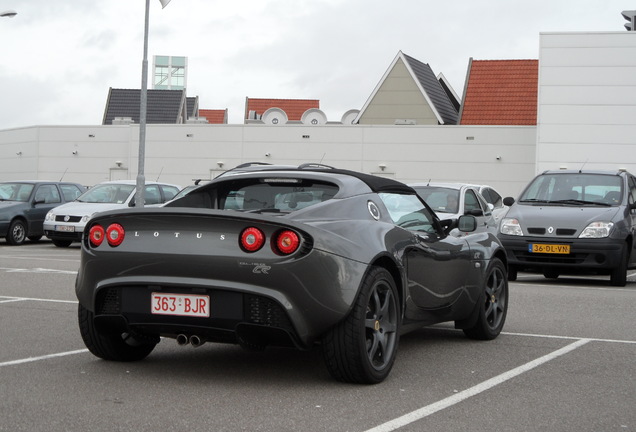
[[189, 335, 204, 347], [176, 334, 189, 346]]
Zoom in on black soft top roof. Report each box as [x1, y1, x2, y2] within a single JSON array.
[[309, 168, 415, 194], [224, 164, 415, 194]]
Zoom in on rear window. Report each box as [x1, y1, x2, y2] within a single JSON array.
[[219, 179, 338, 212]]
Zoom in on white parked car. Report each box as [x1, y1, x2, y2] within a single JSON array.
[[410, 182, 504, 235], [44, 180, 180, 247]]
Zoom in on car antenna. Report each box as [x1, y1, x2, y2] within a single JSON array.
[[59, 168, 68, 181], [579, 159, 589, 173], [319, 152, 326, 164], [156, 167, 164, 181], [426, 178, 431, 186]]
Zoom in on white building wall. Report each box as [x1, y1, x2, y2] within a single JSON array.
[[537, 32, 636, 173], [0, 124, 536, 198]]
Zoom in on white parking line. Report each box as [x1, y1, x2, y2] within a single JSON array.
[[0, 254, 80, 263], [0, 349, 89, 368], [0, 267, 77, 275], [365, 338, 591, 432], [0, 296, 77, 304], [503, 331, 636, 344]]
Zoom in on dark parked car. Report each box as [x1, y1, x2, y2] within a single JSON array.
[[499, 169, 636, 286], [0, 181, 85, 245], [76, 164, 509, 383]]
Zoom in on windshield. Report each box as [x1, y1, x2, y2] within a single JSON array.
[[0, 183, 34, 202], [78, 184, 135, 204], [412, 187, 460, 213], [520, 174, 623, 205]]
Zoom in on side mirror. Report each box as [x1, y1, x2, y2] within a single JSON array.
[[129, 198, 135, 207], [458, 215, 477, 232], [503, 196, 515, 206]]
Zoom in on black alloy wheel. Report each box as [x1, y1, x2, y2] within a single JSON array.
[[464, 258, 508, 340], [322, 266, 400, 384]]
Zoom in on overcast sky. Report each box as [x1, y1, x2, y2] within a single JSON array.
[[0, 0, 633, 129]]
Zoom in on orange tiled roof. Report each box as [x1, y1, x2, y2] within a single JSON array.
[[198, 109, 227, 124], [460, 60, 538, 125], [245, 98, 319, 121]]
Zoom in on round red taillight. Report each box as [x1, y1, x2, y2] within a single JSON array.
[[88, 224, 105, 247], [106, 223, 125, 247], [240, 227, 265, 252], [274, 230, 300, 255]]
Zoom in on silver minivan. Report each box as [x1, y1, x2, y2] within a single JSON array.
[[498, 169, 636, 286]]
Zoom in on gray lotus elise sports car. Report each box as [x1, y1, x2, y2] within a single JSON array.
[[76, 164, 509, 383]]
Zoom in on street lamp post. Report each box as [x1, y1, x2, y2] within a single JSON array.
[[135, 0, 171, 208]]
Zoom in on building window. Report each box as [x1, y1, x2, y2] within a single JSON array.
[[153, 55, 187, 90]]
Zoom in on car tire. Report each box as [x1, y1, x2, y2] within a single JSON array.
[[609, 243, 629, 287], [52, 239, 73, 248], [237, 336, 266, 352], [463, 258, 508, 340], [6, 219, 27, 245], [78, 304, 156, 362], [543, 269, 559, 279], [322, 266, 400, 384], [507, 265, 518, 281]]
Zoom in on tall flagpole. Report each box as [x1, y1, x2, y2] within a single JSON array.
[[135, 0, 171, 208]]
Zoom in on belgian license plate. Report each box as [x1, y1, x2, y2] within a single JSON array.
[[151, 293, 210, 317], [56, 225, 75, 232], [529, 243, 570, 254]]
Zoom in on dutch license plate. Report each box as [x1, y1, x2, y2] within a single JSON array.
[[56, 225, 75, 232], [529, 243, 570, 254], [151, 293, 210, 317]]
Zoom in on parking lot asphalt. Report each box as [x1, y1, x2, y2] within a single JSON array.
[[1, 241, 635, 432]]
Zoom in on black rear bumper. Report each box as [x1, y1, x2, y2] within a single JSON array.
[[92, 285, 302, 349]]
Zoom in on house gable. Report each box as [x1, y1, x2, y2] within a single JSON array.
[[355, 51, 459, 125]]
